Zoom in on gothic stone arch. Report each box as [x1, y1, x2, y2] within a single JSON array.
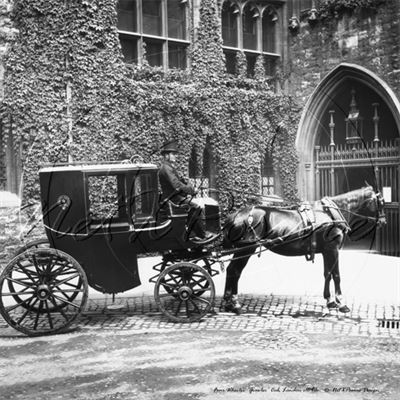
[[296, 63, 400, 256], [296, 62, 400, 201]]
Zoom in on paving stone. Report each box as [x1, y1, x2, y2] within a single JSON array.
[[1, 293, 400, 338]]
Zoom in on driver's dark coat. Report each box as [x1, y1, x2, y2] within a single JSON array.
[[159, 160, 196, 203]]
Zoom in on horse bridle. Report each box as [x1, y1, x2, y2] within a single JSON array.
[[374, 191, 386, 226], [334, 190, 386, 226]]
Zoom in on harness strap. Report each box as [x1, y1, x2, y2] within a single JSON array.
[[321, 197, 350, 232], [298, 203, 317, 262], [247, 206, 264, 256]]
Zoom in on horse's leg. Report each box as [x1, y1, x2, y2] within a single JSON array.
[[322, 249, 338, 309], [223, 248, 254, 314], [322, 247, 350, 312], [331, 251, 350, 313]]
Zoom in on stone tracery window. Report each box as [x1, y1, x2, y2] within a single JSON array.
[[117, 0, 189, 70], [221, 1, 281, 77], [188, 140, 217, 198], [261, 151, 275, 195]]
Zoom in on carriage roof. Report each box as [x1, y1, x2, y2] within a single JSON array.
[[39, 162, 158, 174]]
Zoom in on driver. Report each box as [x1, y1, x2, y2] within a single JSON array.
[[158, 140, 213, 243]]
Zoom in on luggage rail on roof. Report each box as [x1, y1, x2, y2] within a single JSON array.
[[40, 160, 131, 168], [39, 160, 157, 173]]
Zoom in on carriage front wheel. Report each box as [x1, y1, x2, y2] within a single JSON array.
[[154, 262, 215, 323], [0, 248, 88, 336]]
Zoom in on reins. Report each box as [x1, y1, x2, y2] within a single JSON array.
[[200, 189, 384, 270], [329, 207, 380, 222], [193, 220, 343, 270]]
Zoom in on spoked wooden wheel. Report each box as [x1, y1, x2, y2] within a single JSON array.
[[9, 241, 83, 312], [0, 248, 88, 336], [154, 262, 215, 323], [159, 257, 212, 296]]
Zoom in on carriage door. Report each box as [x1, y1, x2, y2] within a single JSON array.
[[314, 83, 400, 256]]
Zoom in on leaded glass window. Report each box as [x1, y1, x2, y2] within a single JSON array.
[[117, 0, 189, 70]]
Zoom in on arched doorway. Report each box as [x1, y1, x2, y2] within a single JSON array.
[[296, 63, 400, 256]]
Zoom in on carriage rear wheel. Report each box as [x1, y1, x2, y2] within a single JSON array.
[[0, 248, 88, 336], [154, 262, 215, 323], [9, 240, 83, 313]]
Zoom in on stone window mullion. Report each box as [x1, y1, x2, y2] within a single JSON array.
[[137, 0, 143, 65], [237, 6, 242, 49], [161, 0, 168, 70]]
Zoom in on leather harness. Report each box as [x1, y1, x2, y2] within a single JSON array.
[[298, 198, 350, 262], [245, 199, 350, 263]]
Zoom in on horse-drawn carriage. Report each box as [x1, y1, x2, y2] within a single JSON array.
[[0, 161, 386, 336]]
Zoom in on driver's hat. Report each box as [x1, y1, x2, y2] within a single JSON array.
[[160, 139, 180, 154]]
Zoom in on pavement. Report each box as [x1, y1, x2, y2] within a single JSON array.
[[0, 250, 399, 400]]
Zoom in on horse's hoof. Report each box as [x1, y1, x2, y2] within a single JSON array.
[[327, 301, 338, 309], [224, 304, 241, 315], [339, 305, 350, 313]]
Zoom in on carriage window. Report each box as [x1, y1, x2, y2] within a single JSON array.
[[87, 175, 126, 221], [131, 173, 157, 221]]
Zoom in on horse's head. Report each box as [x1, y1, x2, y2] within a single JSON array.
[[341, 185, 386, 242], [361, 184, 386, 227]]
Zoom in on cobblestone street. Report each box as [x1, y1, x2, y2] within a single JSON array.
[[1, 252, 399, 399], [1, 293, 400, 400], [1, 293, 396, 338]]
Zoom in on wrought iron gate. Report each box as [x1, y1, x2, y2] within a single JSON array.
[[315, 139, 400, 256]]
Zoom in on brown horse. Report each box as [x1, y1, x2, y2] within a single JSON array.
[[222, 186, 386, 314]]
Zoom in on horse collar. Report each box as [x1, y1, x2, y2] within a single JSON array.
[[321, 198, 351, 232]]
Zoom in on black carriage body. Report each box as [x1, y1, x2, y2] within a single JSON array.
[[39, 163, 220, 294]]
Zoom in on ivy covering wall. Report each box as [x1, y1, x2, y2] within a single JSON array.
[[1, 0, 300, 212], [316, 0, 388, 20]]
